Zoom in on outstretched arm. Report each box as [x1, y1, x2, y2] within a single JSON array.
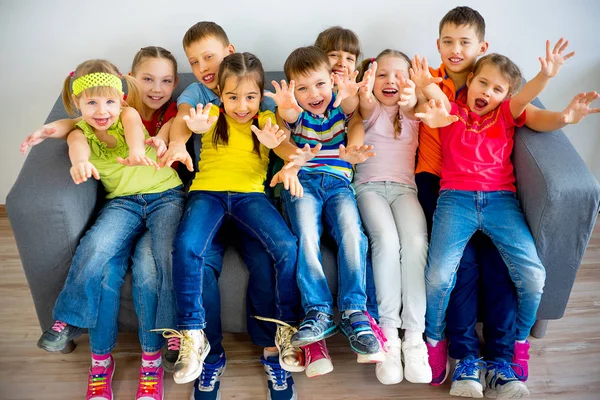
[[118, 107, 159, 169], [410, 55, 448, 112], [525, 91, 600, 131], [414, 99, 459, 128], [398, 73, 419, 120], [20, 118, 81, 154], [265, 80, 303, 124], [358, 62, 378, 120], [159, 104, 194, 171], [67, 129, 100, 185], [334, 69, 369, 115], [145, 119, 173, 159]]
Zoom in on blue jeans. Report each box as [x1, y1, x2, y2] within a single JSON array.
[[425, 190, 545, 342], [52, 187, 185, 354], [173, 191, 300, 329], [281, 172, 368, 315]]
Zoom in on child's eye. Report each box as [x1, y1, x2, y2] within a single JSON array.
[[144, 77, 152, 82], [205, 55, 212, 60], [329, 52, 339, 58], [229, 96, 237, 100], [190, 61, 198, 66], [494, 87, 503, 93], [461, 41, 471, 46], [247, 96, 255, 101], [317, 82, 325, 87], [163, 79, 173, 84], [443, 40, 451, 44], [107, 100, 116, 104], [297, 87, 306, 92], [88, 101, 96, 105], [347, 57, 355, 63], [378, 73, 386, 77]]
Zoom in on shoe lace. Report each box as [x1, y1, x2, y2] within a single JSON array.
[[455, 357, 486, 378], [254, 317, 300, 361], [365, 312, 387, 348], [487, 360, 522, 380], [88, 364, 109, 395], [152, 328, 199, 363], [262, 358, 288, 389], [138, 367, 160, 395], [303, 340, 326, 363], [199, 359, 221, 389], [167, 337, 180, 351], [52, 320, 67, 333]]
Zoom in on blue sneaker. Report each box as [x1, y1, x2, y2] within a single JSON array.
[[484, 360, 530, 399], [261, 356, 297, 400], [290, 310, 338, 347], [339, 311, 380, 355], [449, 355, 486, 398], [191, 353, 226, 400]]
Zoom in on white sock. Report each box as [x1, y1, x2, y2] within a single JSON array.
[[91, 353, 112, 368], [382, 327, 399, 340], [516, 339, 527, 344], [264, 348, 279, 359], [404, 329, 423, 343], [141, 352, 162, 368], [426, 337, 439, 347], [344, 309, 361, 317]]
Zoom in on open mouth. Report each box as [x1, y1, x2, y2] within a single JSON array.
[[474, 98, 489, 110], [448, 57, 463, 64], [94, 118, 110, 126], [309, 99, 325, 108], [202, 74, 215, 83], [382, 88, 398, 97], [148, 95, 164, 102], [235, 112, 250, 119]]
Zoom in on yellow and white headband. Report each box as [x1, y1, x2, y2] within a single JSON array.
[[72, 72, 123, 96]]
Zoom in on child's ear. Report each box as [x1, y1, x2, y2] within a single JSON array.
[[330, 73, 335, 86], [227, 44, 235, 55], [478, 41, 489, 56], [466, 72, 474, 86], [128, 71, 132, 76], [436, 38, 441, 54], [218, 85, 223, 102], [121, 97, 127, 107]]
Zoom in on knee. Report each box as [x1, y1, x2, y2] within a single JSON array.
[[369, 232, 400, 255]]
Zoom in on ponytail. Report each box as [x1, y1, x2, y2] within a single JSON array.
[[122, 74, 143, 113], [62, 73, 77, 116]]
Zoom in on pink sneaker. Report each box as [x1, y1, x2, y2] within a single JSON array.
[[426, 338, 449, 386], [512, 340, 530, 381], [357, 313, 386, 364], [135, 364, 164, 400], [86, 356, 115, 400], [302, 339, 333, 378]]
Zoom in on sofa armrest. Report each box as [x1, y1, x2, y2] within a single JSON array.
[[513, 112, 600, 319], [7, 134, 100, 330]]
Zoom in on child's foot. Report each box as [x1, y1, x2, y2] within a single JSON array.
[[449, 355, 486, 398], [261, 355, 298, 400], [357, 313, 386, 364], [484, 360, 530, 399], [339, 311, 380, 355], [191, 353, 226, 400], [37, 320, 83, 353], [135, 363, 164, 400], [302, 339, 333, 378], [426, 338, 449, 386], [403, 338, 433, 383], [254, 317, 305, 372], [290, 310, 338, 347], [86, 355, 115, 400], [158, 329, 210, 384], [375, 337, 403, 385], [512, 341, 530, 382], [163, 336, 180, 373]]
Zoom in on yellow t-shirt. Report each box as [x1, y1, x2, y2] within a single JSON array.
[[76, 118, 182, 199], [189, 106, 274, 193]]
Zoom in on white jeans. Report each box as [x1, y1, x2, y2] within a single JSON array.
[[355, 181, 428, 332]]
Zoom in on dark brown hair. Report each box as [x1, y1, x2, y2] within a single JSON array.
[[314, 26, 361, 60], [284, 46, 331, 81], [439, 6, 486, 41], [470, 53, 522, 95], [131, 46, 178, 76], [214, 52, 264, 157], [183, 21, 229, 49]]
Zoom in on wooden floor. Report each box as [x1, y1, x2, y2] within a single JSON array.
[[0, 208, 599, 400]]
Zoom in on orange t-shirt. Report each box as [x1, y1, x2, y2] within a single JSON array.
[[416, 64, 467, 177]]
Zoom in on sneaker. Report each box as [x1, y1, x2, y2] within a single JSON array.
[[512, 341, 530, 382], [302, 340, 333, 378], [163, 336, 180, 373], [86, 355, 115, 400], [357, 313, 386, 364], [339, 311, 380, 355], [484, 360, 530, 399], [190, 353, 226, 400], [426, 338, 449, 386], [449, 355, 486, 398], [37, 320, 83, 353], [135, 364, 164, 400], [254, 317, 305, 372], [290, 310, 338, 347], [403, 339, 433, 384], [261, 355, 298, 400], [154, 328, 210, 384], [375, 337, 403, 385]]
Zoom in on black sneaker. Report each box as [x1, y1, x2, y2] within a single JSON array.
[[163, 336, 180, 373], [37, 320, 83, 353], [290, 310, 337, 347], [339, 311, 380, 354]]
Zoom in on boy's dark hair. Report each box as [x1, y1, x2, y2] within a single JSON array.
[[314, 26, 361, 59], [471, 53, 522, 95], [439, 6, 486, 41], [284, 46, 331, 81], [183, 21, 229, 49], [215, 52, 264, 157]]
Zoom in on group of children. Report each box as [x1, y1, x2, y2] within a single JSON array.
[[21, 6, 600, 400]]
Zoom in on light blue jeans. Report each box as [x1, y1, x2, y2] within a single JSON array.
[[425, 190, 545, 341], [281, 172, 369, 315]]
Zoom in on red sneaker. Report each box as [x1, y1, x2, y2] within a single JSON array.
[[302, 339, 333, 378], [86, 355, 115, 400], [426, 338, 449, 386], [512, 340, 530, 381]]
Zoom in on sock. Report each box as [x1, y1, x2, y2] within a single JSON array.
[[404, 329, 423, 343], [426, 337, 439, 347], [205, 353, 221, 364], [344, 309, 361, 317], [516, 339, 527, 344], [142, 351, 162, 368], [382, 327, 399, 340], [264, 348, 279, 359], [91, 353, 112, 368]]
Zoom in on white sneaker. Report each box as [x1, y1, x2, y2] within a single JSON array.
[[167, 329, 211, 384], [376, 337, 403, 385], [402, 339, 433, 383]]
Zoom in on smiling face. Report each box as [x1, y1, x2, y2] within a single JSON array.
[[437, 23, 488, 75], [292, 67, 334, 115], [372, 55, 410, 107], [466, 63, 511, 115], [132, 58, 177, 113], [185, 36, 235, 91], [327, 49, 357, 77], [219, 75, 261, 124], [76, 91, 122, 131]]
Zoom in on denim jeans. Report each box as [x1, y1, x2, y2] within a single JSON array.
[[51, 186, 185, 354], [425, 190, 545, 342], [355, 181, 428, 333], [172, 190, 300, 330], [281, 172, 368, 315]]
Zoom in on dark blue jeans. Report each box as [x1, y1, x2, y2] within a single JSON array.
[[416, 172, 518, 361]]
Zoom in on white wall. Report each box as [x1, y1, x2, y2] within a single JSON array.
[[1, 0, 599, 203]]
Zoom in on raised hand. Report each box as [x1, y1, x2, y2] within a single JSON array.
[[116, 152, 160, 170], [561, 91, 600, 124], [270, 164, 304, 198], [398, 73, 417, 108], [333, 69, 367, 107], [338, 144, 375, 165], [539, 38, 575, 78], [159, 142, 194, 172], [20, 125, 56, 154], [250, 118, 287, 149], [183, 103, 218, 133], [265, 80, 303, 114], [70, 161, 100, 185], [146, 137, 167, 158], [414, 99, 459, 128], [410, 55, 443, 89], [359, 61, 377, 103], [284, 143, 323, 169]]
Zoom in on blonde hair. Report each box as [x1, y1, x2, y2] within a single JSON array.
[[62, 59, 142, 117]]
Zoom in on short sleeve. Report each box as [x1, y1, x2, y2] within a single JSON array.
[[500, 99, 526, 128], [258, 110, 276, 129], [260, 95, 277, 113], [177, 83, 202, 108]]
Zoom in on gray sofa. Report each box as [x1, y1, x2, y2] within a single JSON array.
[[7, 72, 600, 340]]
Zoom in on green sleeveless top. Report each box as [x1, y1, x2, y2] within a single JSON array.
[[75, 118, 182, 199]]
